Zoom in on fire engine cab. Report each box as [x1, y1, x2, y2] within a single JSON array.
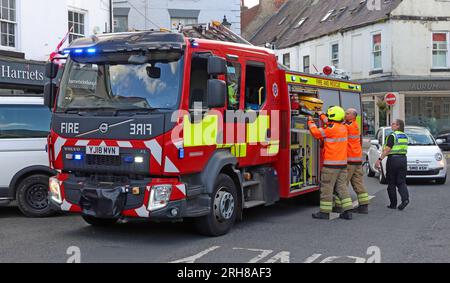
[[45, 26, 362, 236]]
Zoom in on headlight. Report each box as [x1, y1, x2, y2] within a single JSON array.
[[148, 185, 172, 212], [49, 177, 63, 205], [436, 153, 443, 162]]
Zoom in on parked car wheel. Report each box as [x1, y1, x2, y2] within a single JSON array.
[[82, 215, 119, 227], [436, 176, 447, 185], [194, 174, 238, 237], [366, 158, 376, 177], [16, 174, 54, 218]]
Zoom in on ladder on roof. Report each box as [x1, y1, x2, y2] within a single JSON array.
[[178, 21, 253, 46]]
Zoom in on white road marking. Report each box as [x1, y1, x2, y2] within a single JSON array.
[[170, 246, 221, 263], [304, 253, 322, 263], [265, 251, 291, 263], [233, 248, 273, 263]]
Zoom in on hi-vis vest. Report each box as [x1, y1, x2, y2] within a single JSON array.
[[308, 120, 348, 167], [346, 120, 363, 164], [386, 131, 409, 155]]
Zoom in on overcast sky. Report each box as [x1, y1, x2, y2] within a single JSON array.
[[245, 0, 259, 8]]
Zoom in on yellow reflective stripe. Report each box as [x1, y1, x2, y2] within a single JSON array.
[[325, 138, 348, 143], [341, 198, 353, 208], [286, 73, 362, 92], [268, 141, 280, 155], [231, 143, 247, 158], [247, 114, 270, 144], [184, 115, 219, 147]]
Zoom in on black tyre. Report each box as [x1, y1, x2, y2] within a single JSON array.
[[436, 176, 447, 185], [194, 174, 239, 237], [16, 174, 54, 218], [82, 215, 118, 227]]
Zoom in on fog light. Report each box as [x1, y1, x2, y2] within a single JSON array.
[[135, 156, 144, 163], [49, 177, 63, 205], [65, 154, 74, 160], [148, 185, 172, 212], [170, 208, 179, 217]]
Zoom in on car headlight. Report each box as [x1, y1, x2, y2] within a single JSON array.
[[436, 153, 443, 162], [148, 185, 172, 212], [49, 177, 63, 205]]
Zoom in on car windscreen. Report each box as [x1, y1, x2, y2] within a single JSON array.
[[0, 105, 51, 139], [385, 128, 435, 146]]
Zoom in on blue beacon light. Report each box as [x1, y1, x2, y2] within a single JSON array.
[[74, 154, 83, 161]]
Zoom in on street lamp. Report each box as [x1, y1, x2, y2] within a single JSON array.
[[222, 15, 232, 29]]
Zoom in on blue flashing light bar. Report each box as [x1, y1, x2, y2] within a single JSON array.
[[74, 153, 83, 161], [87, 48, 97, 54], [62, 47, 98, 55]]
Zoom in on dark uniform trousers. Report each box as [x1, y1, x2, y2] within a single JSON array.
[[386, 155, 409, 206]]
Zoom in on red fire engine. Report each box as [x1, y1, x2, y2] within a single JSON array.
[[44, 23, 362, 236]]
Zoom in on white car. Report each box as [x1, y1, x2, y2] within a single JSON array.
[[367, 126, 447, 185], [0, 95, 56, 217]]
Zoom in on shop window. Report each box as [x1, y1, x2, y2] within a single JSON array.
[[432, 32, 449, 68], [372, 33, 382, 70], [245, 62, 266, 111], [69, 10, 86, 43], [226, 61, 241, 110], [362, 101, 376, 137], [0, 0, 16, 47], [405, 96, 450, 136]]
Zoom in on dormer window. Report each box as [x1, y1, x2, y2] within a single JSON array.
[[294, 18, 307, 29]]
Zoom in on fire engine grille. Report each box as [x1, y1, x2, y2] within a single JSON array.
[[86, 155, 122, 166]]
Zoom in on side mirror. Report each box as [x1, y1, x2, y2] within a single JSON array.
[[436, 139, 445, 145], [208, 56, 227, 76], [207, 79, 226, 108], [146, 66, 161, 79], [45, 62, 59, 79], [44, 82, 57, 110], [371, 140, 380, 147]]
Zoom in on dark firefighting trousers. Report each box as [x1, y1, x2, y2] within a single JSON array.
[[320, 167, 353, 213], [386, 155, 409, 206]]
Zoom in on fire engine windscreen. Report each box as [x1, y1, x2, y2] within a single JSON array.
[[56, 54, 184, 112]]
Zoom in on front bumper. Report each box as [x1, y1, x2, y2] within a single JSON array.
[[406, 168, 447, 179], [49, 174, 210, 220]]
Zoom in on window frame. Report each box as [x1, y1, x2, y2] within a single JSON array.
[[371, 32, 382, 71], [68, 10, 86, 43], [244, 60, 267, 111], [225, 60, 242, 110], [432, 31, 450, 69], [0, 0, 16, 48], [331, 43, 339, 68], [283, 53, 291, 69], [303, 55, 310, 73]]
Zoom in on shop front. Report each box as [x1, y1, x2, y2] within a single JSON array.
[[0, 55, 46, 95], [360, 77, 450, 137]]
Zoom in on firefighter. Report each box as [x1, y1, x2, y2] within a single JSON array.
[[376, 119, 410, 211], [344, 108, 370, 214], [308, 106, 353, 220]]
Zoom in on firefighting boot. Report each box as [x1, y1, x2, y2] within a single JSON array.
[[398, 200, 410, 211], [354, 205, 369, 214], [332, 207, 343, 214], [312, 212, 330, 220], [339, 211, 353, 220]]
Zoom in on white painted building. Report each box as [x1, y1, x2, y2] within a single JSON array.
[[113, 0, 241, 35], [251, 0, 450, 136], [1, 0, 111, 61]]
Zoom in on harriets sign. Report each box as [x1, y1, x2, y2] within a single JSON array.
[[0, 60, 46, 86]]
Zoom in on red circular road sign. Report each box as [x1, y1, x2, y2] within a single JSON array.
[[385, 93, 397, 106]]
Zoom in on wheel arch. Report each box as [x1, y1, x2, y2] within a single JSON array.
[[8, 166, 57, 199]]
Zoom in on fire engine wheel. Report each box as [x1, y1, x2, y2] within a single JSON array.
[[194, 174, 238, 237], [82, 215, 119, 227], [16, 174, 55, 218]]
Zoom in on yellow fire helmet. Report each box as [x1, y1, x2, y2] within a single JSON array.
[[327, 106, 345, 122], [299, 96, 324, 112]]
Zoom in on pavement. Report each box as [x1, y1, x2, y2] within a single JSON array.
[[0, 168, 449, 263]]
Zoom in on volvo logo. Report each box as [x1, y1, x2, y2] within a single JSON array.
[[99, 123, 109, 134]]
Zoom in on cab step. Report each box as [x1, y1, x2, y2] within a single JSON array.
[[244, 200, 266, 209], [243, 181, 261, 188]]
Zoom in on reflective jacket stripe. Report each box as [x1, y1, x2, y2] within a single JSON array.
[[325, 138, 348, 143]]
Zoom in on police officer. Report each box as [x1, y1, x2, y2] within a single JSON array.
[[376, 119, 410, 211], [308, 106, 353, 220]]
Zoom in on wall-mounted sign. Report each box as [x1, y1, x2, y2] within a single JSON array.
[[0, 60, 46, 86]]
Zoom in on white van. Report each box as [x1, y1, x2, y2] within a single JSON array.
[[367, 126, 447, 185], [0, 96, 56, 217]]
